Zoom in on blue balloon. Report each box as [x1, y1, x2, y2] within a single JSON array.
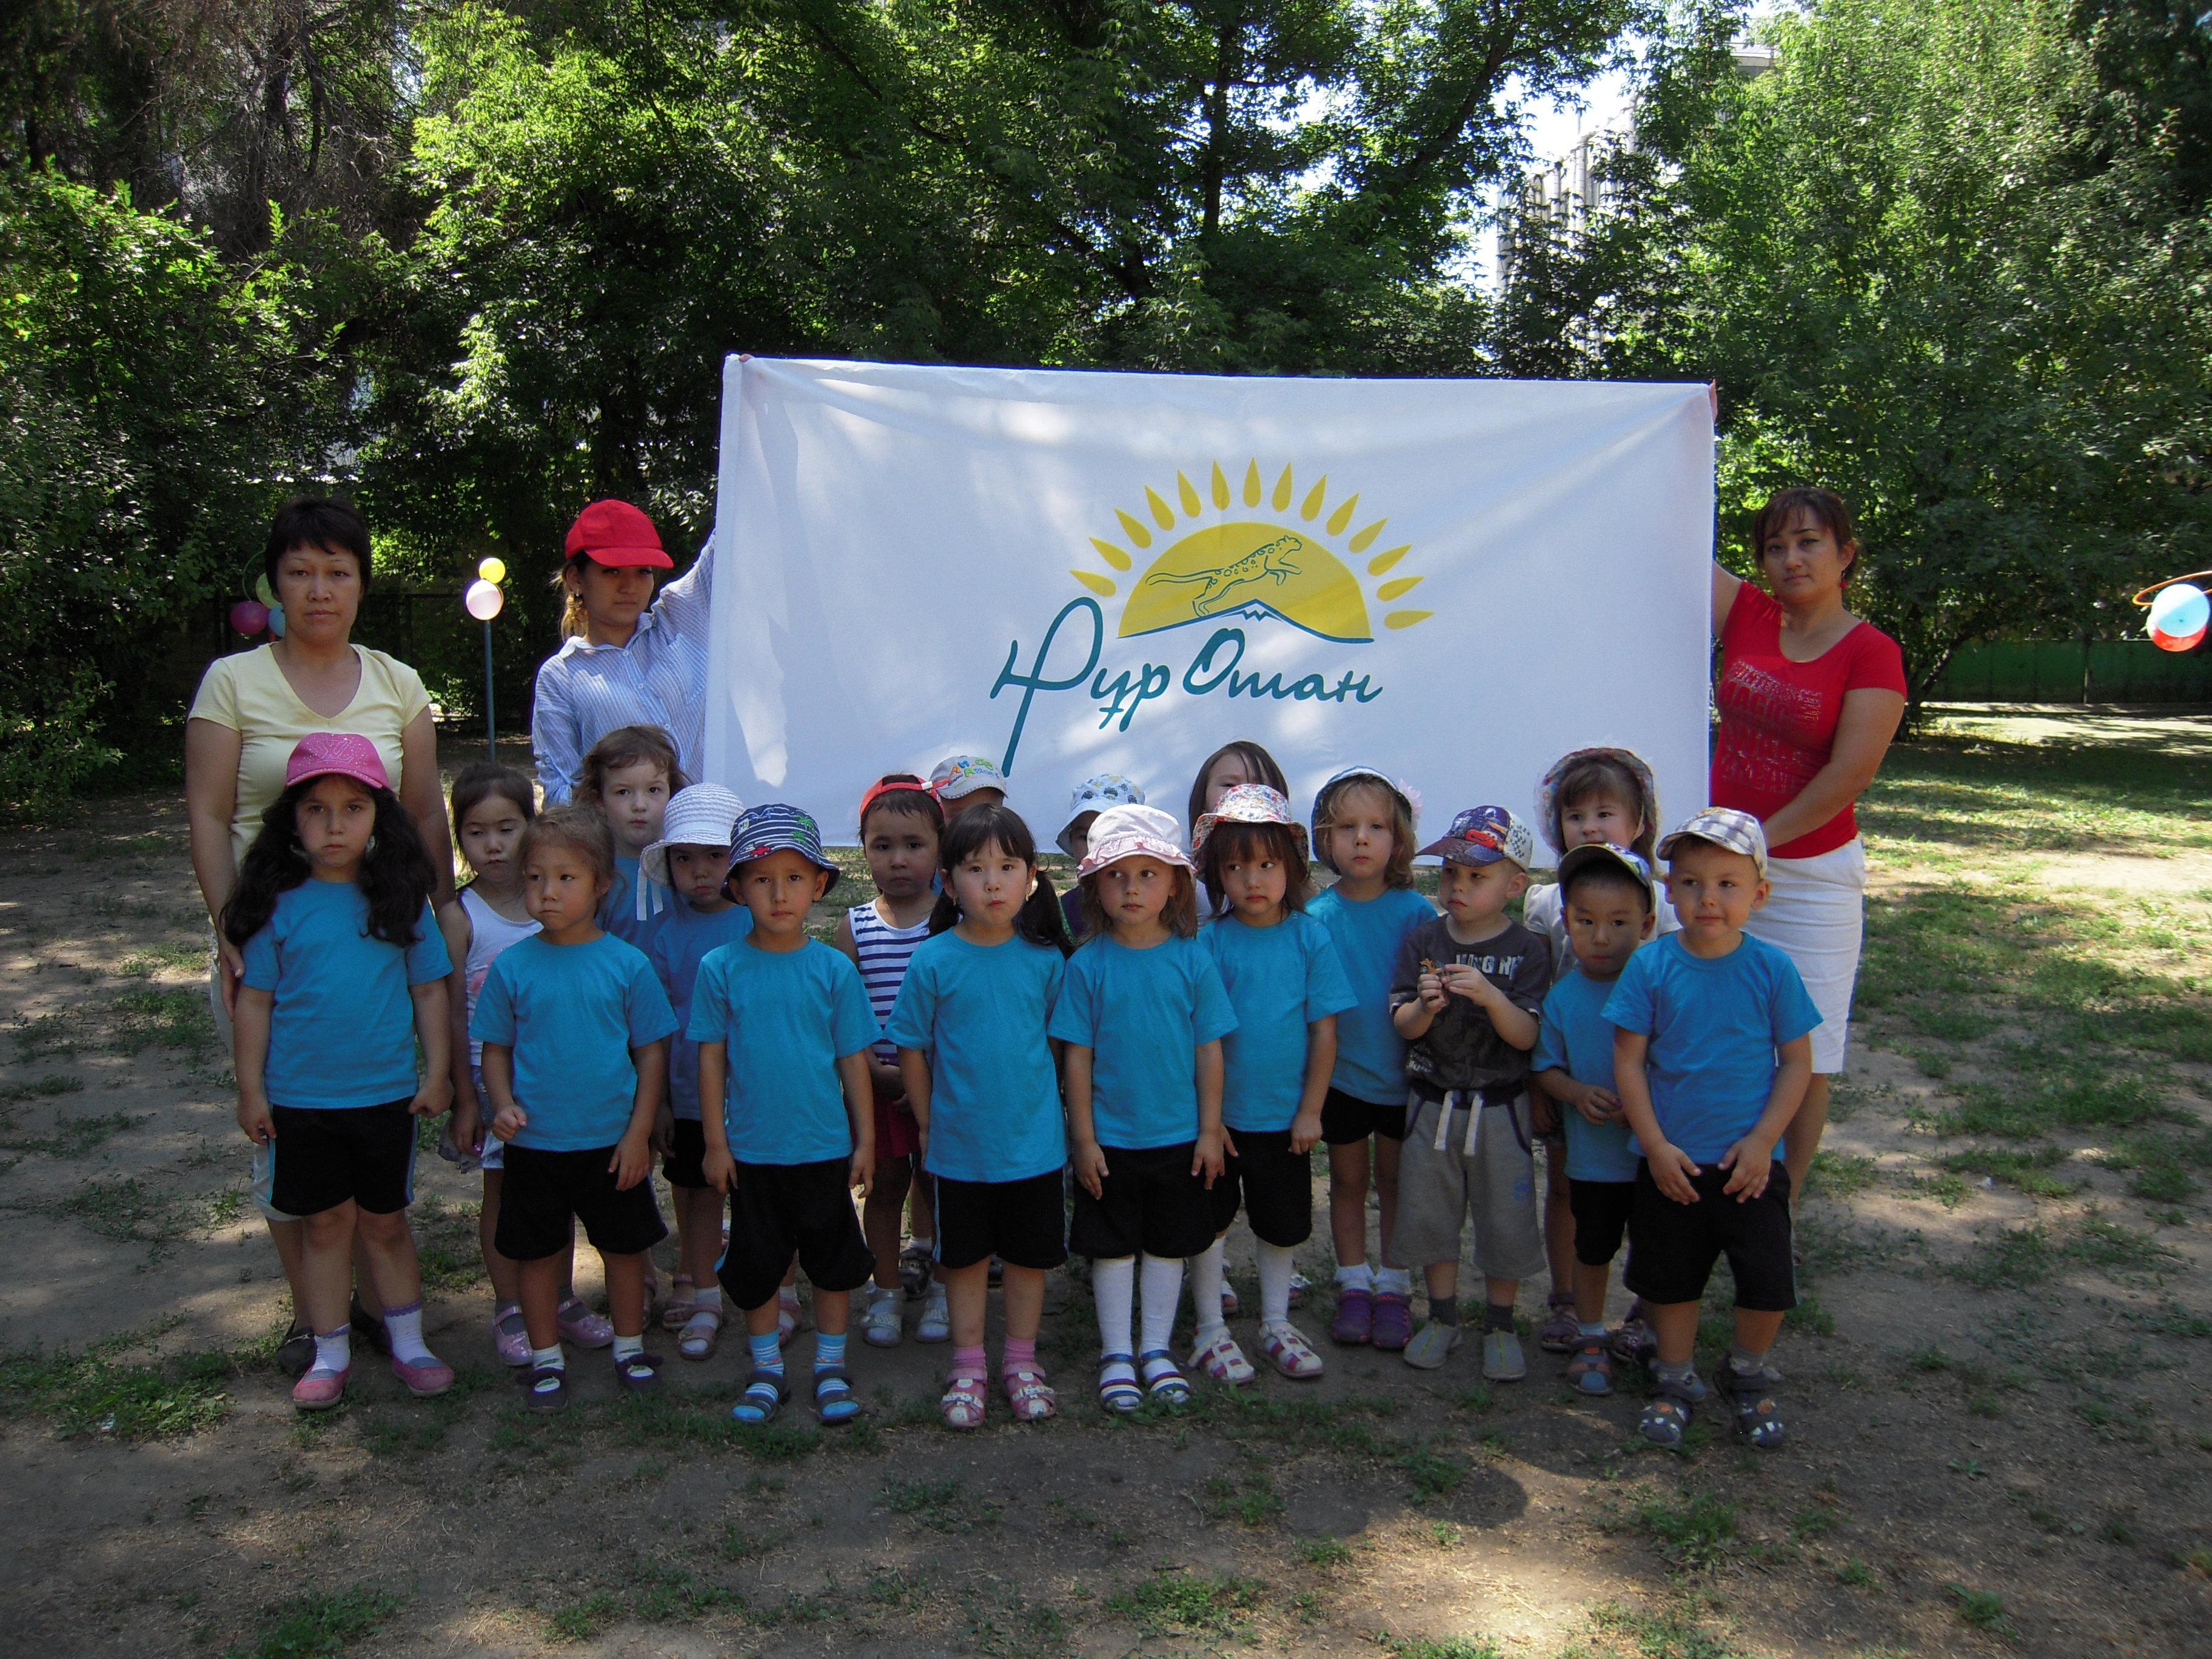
[[266, 603, 286, 639], [2149, 583, 2208, 639]]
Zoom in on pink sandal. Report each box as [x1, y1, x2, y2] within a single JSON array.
[[1002, 1366, 1058, 1422], [1190, 1327, 1256, 1386], [941, 1368, 989, 1430], [1258, 1322, 1325, 1380], [660, 1275, 698, 1332]]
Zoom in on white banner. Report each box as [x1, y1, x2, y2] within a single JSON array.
[[705, 357, 1714, 847]]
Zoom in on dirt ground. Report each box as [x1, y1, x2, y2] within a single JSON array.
[[2, 714, 2208, 1658]]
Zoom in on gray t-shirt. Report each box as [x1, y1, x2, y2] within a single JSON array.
[[1388, 916, 1551, 1096]]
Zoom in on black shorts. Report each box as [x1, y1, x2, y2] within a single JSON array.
[[934, 1170, 1068, 1272], [1069, 1142, 1216, 1261], [266, 1101, 417, 1218], [663, 1119, 709, 1190], [496, 1144, 668, 1261], [1208, 1129, 1314, 1248], [720, 1158, 874, 1311], [1624, 1162, 1795, 1312], [1568, 1178, 1637, 1268], [1319, 1088, 1407, 1147]]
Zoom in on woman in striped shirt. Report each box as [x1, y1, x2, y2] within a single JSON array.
[[531, 500, 716, 805]]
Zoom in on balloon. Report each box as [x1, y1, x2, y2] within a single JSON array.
[[266, 603, 286, 638], [2151, 622, 2205, 654], [464, 579, 504, 622], [477, 557, 507, 585], [253, 574, 276, 608], [228, 600, 269, 635], [2148, 582, 2209, 640]]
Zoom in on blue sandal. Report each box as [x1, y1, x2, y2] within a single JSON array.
[[1720, 1364, 1786, 1449], [813, 1364, 858, 1426], [1098, 1353, 1142, 1415], [1138, 1349, 1191, 1407], [1639, 1372, 1706, 1449], [732, 1367, 788, 1424]]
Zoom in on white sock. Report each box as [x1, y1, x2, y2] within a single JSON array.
[[613, 1333, 643, 1363], [1375, 1264, 1412, 1297], [693, 1284, 722, 1314], [531, 1343, 565, 1372], [381, 1300, 432, 1365], [1258, 1242, 1296, 1326], [1188, 1237, 1227, 1330], [1335, 1261, 1374, 1292], [1139, 1255, 1185, 1356], [309, 1326, 350, 1377], [1093, 1256, 1136, 1356]]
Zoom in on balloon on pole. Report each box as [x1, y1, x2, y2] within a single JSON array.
[[465, 562, 508, 759]]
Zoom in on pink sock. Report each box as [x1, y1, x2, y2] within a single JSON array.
[[953, 1342, 987, 1378], [1002, 1337, 1037, 1375]]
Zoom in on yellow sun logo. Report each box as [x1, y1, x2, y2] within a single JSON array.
[[1068, 461, 1433, 643]]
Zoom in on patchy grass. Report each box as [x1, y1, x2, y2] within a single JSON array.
[[231, 1583, 405, 1658], [1623, 1489, 1740, 1570], [880, 1476, 1000, 1533], [1104, 1570, 1262, 1638], [0, 1330, 238, 1439], [0, 1073, 81, 1104]]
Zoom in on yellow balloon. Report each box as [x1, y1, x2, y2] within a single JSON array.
[[477, 556, 507, 584]]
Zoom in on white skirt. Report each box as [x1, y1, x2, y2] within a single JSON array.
[[1743, 837, 1868, 1074]]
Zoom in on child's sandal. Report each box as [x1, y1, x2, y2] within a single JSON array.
[[677, 1306, 722, 1361], [1258, 1322, 1325, 1380], [1639, 1394, 1692, 1447], [732, 1368, 788, 1425], [813, 1364, 859, 1426], [1003, 1366, 1058, 1423], [1720, 1366, 1786, 1449], [1138, 1349, 1191, 1407], [614, 1350, 663, 1395], [523, 1364, 568, 1414], [659, 1275, 698, 1332], [1190, 1328, 1256, 1386], [1566, 1339, 1614, 1396], [941, 1369, 990, 1430], [1098, 1353, 1142, 1415]]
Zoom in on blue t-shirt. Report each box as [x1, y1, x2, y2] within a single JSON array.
[[1601, 933, 1823, 1164], [241, 883, 451, 1111], [1202, 912, 1356, 1133], [687, 937, 880, 1165], [601, 853, 671, 957], [648, 900, 756, 1121], [1047, 934, 1238, 1150], [471, 933, 678, 1151], [1307, 884, 1435, 1105], [1533, 968, 1641, 1183], [885, 932, 1067, 1184]]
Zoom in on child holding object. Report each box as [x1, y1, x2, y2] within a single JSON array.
[[474, 805, 679, 1412], [1606, 808, 1820, 1449], [1307, 767, 1435, 1350], [888, 805, 1074, 1427], [1387, 806, 1552, 1379], [1521, 746, 1676, 1358], [836, 776, 947, 1347], [1050, 804, 1238, 1413], [226, 733, 456, 1410], [1530, 845, 1660, 1396], [1190, 785, 1354, 1382], [695, 806, 880, 1427], [642, 783, 751, 1359]]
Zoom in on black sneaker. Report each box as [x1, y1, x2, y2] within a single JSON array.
[[350, 1299, 390, 1355], [275, 1323, 315, 1379]]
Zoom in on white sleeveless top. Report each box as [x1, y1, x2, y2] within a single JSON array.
[[849, 901, 931, 1065], [462, 886, 541, 1065]]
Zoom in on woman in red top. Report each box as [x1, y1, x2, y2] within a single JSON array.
[[1710, 487, 1908, 1192]]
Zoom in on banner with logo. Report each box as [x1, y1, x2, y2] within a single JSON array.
[[705, 357, 1714, 846]]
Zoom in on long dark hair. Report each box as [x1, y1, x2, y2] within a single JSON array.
[[221, 778, 434, 949], [1185, 740, 1288, 837], [1200, 820, 1315, 915], [927, 805, 1072, 955]]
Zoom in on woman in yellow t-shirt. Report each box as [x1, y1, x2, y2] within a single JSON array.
[[186, 497, 463, 1372]]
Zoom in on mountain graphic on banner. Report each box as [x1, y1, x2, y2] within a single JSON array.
[[1067, 460, 1435, 645]]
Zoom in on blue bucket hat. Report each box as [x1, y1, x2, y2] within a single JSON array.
[[725, 803, 840, 892]]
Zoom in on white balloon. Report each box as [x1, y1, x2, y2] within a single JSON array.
[[464, 578, 504, 622]]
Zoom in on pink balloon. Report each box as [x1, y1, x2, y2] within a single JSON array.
[[229, 600, 269, 635], [2150, 623, 2205, 654]]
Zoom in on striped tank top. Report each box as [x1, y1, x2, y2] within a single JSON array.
[[849, 901, 931, 1065]]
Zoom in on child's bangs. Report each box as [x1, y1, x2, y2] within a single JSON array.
[[940, 803, 1037, 870], [1551, 753, 1657, 858], [451, 762, 536, 829], [1318, 779, 1416, 886], [522, 805, 615, 879]]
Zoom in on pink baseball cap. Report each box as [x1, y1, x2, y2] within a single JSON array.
[[284, 732, 390, 793]]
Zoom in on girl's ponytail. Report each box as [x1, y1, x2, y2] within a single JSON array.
[[930, 804, 1073, 954], [554, 565, 590, 640]]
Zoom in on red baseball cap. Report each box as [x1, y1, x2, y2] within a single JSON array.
[[563, 500, 674, 569], [285, 732, 391, 793]]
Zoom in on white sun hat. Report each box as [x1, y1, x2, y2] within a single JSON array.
[[1076, 803, 1193, 877], [641, 783, 747, 887]]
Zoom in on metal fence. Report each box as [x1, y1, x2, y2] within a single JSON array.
[[1926, 639, 2212, 704]]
